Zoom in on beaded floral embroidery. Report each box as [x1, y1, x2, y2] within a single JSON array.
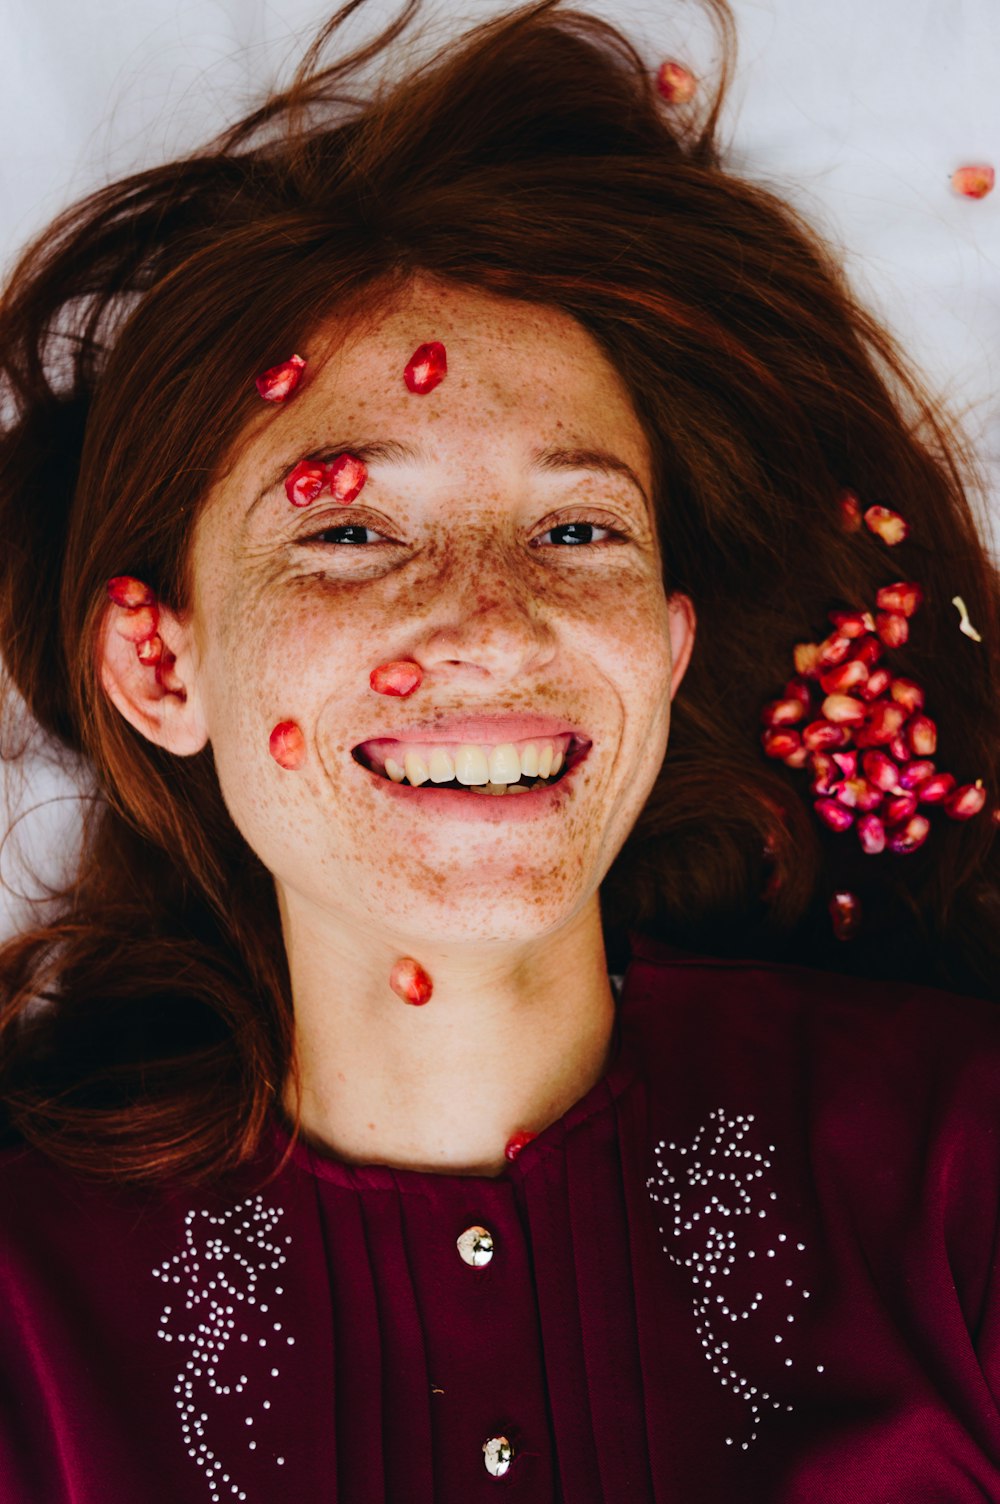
[[647, 1108, 822, 1451], [152, 1192, 293, 1502]]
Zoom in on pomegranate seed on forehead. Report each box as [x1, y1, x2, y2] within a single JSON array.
[[864, 506, 909, 545], [327, 453, 368, 504], [899, 759, 936, 791], [107, 576, 154, 609], [832, 751, 857, 779], [793, 642, 823, 678], [255, 353, 306, 402], [403, 341, 447, 395], [802, 720, 851, 752], [851, 635, 884, 668], [370, 660, 423, 697], [269, 720, 306, 770], [389, 957, 433, 1006], [285, 459, 328, 507], [504, 1130, 537, 1162], [821, 694, 865, 726], [761, 727, 801, 759], [817, 633, 853, 669], [829, 890, 862, 940], [861, 750, 900, 792]]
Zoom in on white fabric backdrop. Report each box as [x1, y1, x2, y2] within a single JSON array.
[[2, 0, 998, 935]]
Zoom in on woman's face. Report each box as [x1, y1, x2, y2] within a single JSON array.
[[184, 275, 695, 945]]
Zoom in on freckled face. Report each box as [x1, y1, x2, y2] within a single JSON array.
[[187, 277, 685, 944]]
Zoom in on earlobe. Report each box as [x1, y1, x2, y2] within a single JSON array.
[[667, 593, 697, 698], [98, 600, 209, 756]]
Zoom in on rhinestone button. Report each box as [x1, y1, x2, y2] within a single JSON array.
[[483, 1435, 514, 1477], [456, 1225, 495, 1268]]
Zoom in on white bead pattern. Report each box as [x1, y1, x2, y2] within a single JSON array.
[[646, 1108, 818, 1452], [152, 1192, 292, 1501]]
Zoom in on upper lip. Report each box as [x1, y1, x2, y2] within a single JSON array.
[[351, 714, 588, 748]]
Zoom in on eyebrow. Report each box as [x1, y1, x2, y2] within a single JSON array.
[[245, 437, 650, 519]]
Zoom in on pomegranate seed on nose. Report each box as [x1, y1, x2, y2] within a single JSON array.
[[951, 164, 995, 199], [107, 576, 154, 609], [857, 814, 886, 854], [113, 604, 159, 643], [370, 660, 423, 697], [889, 678, 924, 715], [327, 453, 368, 504], [864, 506, 909, 545], [944, 782, 987, 820], [860, 667, 892, 702], [875, 611, 908, 648], [861, 750, 900, 792], [389, 957, 433, 1006], [504, 1130, 537, 1162], [760, 698, 805, 726], [403, 341, 447, 394], [814, 797, 854, 832], [269, 720, 306, 770], [899, 759, 936, 791], [876, 581, 923, 617], [829, 890, 862, 940], [886, 814, 931, 854], [255, 353, 306, 402], [656, 59, 697, 103], [820, 659, 868, 695], [884, 790, 918, 824], [285, 459, 328, 507], [908, 714, 937, 756], [851, 635, 884, 667], [761, 727, 802, 759], [136, 634, 163, 666], [916, 772, 956, 804], [827, 609, 874, 639]]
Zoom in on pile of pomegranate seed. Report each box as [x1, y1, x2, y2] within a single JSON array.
[[403, 342, 447, 395], [284, 453, 368, 507], [255, 353, 306, 403], [389, 956, 433, 1006], [370, 660, 423, 698], [760, 579, 988, 857]]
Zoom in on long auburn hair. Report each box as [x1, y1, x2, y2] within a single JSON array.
[[1, 0, 997, 1186]]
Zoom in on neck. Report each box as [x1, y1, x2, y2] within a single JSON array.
[[278, 895, 617, 1176]]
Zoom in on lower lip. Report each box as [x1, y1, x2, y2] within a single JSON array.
[[354, 749, 590, 821]]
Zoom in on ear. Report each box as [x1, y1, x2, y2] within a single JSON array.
[[98, 601, 209, 755], [666, 592, 697, 699]]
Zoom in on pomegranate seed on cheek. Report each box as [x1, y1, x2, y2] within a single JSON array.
[[389, 957, 433, 1006], [256, 353, 306, 402], [403, 342, 447, 394], [269, 720, 306, 770], [370, 660, 423, 697]]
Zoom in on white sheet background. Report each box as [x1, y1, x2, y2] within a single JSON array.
[[2, 0, 998, 936]]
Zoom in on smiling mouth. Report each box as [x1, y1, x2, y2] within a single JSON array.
[[351, 733, 591, 792]]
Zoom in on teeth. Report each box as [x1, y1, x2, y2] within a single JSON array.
[[487, 743, 522, 784], [381, 737, 574, 789], [384, 757, 406, 783], [520, 742, 540, 778], [428, 748, 455, 784], [537, 744, 553, 778], [550, 748, 564, 776], [454, 746, 490, 785], [403, 750, 431, 787]]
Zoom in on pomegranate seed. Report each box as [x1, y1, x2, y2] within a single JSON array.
[[328, 453, 368, 504], [269, 720, 306, 770], [886, 814, 931, 854], [760, 698, 805, 727], [107, 576, 154, 609], [370, 660, 424, 697], [136, 634, 163, 666], [837, 778, 883, 813], [944, 782, 987, 820], [884, 790, 918, 824], [864, 506, 909, 545], [655, 60, 697, 103], [827, 609, 874, 639], [810, 752, 839, 796], [783, 677, 813, 709], [876, 581, 923, 617], [857, 814, 886, 855], [113, 604, 159, 643], [951, 164, 995, 199], [851, 635, 884, 667], [860, 667, 892, 702], [822, 693, 866, 726], [866, 700, 908, 741], [951, 595, 983, 643], [255, 353, 306, 402], [837, 491, 863, 531], [793, 643, 823, 678], [817, 633, 854, 669], [916, 772, 956, 804], [783, 744, 811, 769], [908, 714, 937, 756], [388, 956, 433, 1006], [832, 751, 858, 779], [802, 720, 851, 752], [889, 677, 924, 714], [875, 611, 908, 648], [404, 342, 447, 394], [820, 659, 868, 695], [814, 797, 854, 832], [504, 1130, 537, 1162], [899, 759, 936, 791], [285, 459, 328, 507], [861, 750, 900, 792], [888, 732, 910, 762], [761, 727, 802, 759], [829, 890, 862, 940]]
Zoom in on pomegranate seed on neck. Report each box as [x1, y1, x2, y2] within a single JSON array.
[[389, 957, 433, 1006]]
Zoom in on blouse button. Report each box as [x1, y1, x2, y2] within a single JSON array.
[[456, 1225, 495, 1268], [483, 1435, 515, 1477]]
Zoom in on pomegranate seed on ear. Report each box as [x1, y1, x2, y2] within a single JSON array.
[[285, 459, 328, 507], [328, 453, 368, 504], [269, 720, 306, 770], [864, 506, 909, 545], [827, 609, 874, 639], [389, 957, 433, 1006], [851, 635, 884, 668], [908, 714, 937, 756], [886, 814, 931, 854], [837, 491, 863, 531], [899, 759, 936, 791], [107, 576, 154, 608], [875, 612, 908, 648], [761, 727, 802, 759], [656, 60, 697, 103], [857, 814, 886, 854], [876, 582, 923, 617], [944, 782, 987, 820], [861, 750, 900, 792], [760, 698, 805, 726], [404, 342, 447, 394], [802, 720, 851, 752], [255, 353, 306, 402], [820, 659, 868, 695], [883, 790, 918, 824], [370, 660, 424, 697], [504, 1130, 537, 1162], [814, 797, 854, 832], [860, 667, 892, 702], [794, 643, 823, 678], [889, 678, 924, 714], [916, 772, 956, 804], [113, 604, 159, 643], [951, 164, 995, 199], [136, 634, 163, 666], [829, 890, 862, 940]]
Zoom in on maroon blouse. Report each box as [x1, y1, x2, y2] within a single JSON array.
[[3, 931, 1000, 1502]]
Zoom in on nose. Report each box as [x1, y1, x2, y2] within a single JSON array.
[[408, 556, 556, 683]]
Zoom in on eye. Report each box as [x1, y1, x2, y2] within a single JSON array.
[[302, 523, 390, 546], [536, 519, 625, 547]]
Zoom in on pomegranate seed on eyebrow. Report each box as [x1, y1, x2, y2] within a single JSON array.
[[864, 506, 909, 545], [113, 604, 159, 643], [829, 890, 862, 939], [285, 459, 328, 507], [875, 611, 908, 648], [859, 666, 892, 702], [944, 782, 987, 820], [837, 491, 863, 531], [403, 341, 447, 394], [760, 698, 805, 726], [907, 714, 937, 756], [951, 595, 983, 642], [814, 797, 854, 832], [269, 720, 306, 770], [884, 790, 918, 824], [861, 750, 900, 792], [916, 772, 956, 804], [107, 576, 154, 608], [388, 957, 433, 1006], [876, 581, 923, 617], [504, 1130, 537, 1162], [820, 659, 868, 695], [886, 813, 931, 854], [136, 634, 163, 666], [951, 164, 995, 199], [857, 814, 886, 855], [369, 660, 423, 697], [655, 60, 697, 103], [899, 759, 936, 791], [255, 353, 306, 402], [889, 677, 924, 715], [327, 453, 368, 504]]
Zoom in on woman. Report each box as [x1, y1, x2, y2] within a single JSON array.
[[1, 0, 998, 1498]]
